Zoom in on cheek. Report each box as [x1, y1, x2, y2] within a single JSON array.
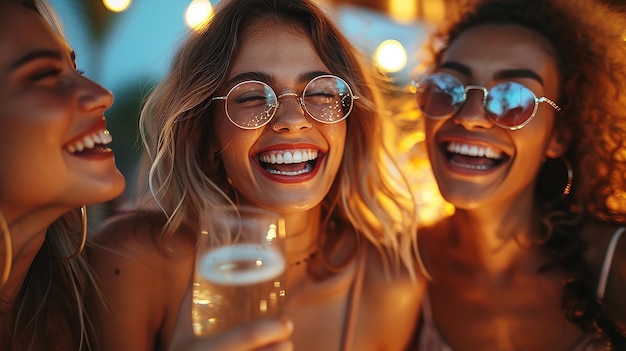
[[515, 115, 557, 156], [424, 119, 443, 154], [327, 123, 347, 164], [0, 109, 64, 166], [216, 123, 260, 175]]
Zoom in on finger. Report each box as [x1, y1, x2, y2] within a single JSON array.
[[176, 318, 293, 351], [224, 317, 294, 351]]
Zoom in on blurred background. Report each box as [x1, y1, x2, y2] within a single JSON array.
[[49, 0, 626, 225]]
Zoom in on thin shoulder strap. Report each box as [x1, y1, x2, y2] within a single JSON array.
[[340, 247, 367, 351], [596, 226, 625, 300], [421, 290, 433, 322]]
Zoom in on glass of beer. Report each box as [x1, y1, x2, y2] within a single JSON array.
[[192, 205, 286, 336]]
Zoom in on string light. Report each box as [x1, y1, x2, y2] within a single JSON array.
[[374, 39, 407, 73], [102, 0, 131, 13], [185, 0, 214, 31]]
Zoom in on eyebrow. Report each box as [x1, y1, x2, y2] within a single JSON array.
[[10, 49, 63, 70], [224, 70, 332, 90], [439, 61, 544, 84]]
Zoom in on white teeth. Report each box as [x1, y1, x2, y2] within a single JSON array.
[[446, 141, 502, 159], [259, 149, 319, 164], [66, 129, 112, 154], [449, 160, 491, 170], [265, 163, 314, 176]]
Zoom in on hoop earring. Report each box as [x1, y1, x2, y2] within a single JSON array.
[[561, 157, 573, 196], [0, 209, 12, 290], [60, 205, 87, 260], [539, 156, 574, 210]]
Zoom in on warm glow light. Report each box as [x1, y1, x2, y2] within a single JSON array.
[[185, 0, 214, 31], [374, 39, 407, 73], [102, 0, 131, 12], [389, 97, 454, 227], [389, 0, 416, 22]]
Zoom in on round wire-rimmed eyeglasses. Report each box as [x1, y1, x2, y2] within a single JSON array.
[[211, 74, 359, 130]]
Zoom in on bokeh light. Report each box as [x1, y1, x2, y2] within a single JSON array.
[[185, 0, 214, 31], [102, 0, 131, 13], [374, 39, 407, 73]]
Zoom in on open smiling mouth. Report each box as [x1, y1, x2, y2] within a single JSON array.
[[257, 149, 320, 176], [443, 141, 509, 171], [65, 129, 113, 154]]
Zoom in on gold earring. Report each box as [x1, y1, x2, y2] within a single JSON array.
[[561, 157, 573, 196], [60, 205, 87, 260], [0, 209, 12, 290]]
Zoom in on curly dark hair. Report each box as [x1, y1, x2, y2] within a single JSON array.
[[429, 0, 626, 348]]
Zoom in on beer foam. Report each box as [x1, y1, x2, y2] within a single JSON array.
[[198, 243, 285, 286]]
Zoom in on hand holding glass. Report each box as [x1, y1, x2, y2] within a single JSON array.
[[192, 206, 286, 336]]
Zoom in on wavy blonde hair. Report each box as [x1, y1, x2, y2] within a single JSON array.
[[138, 0, 418, 276]]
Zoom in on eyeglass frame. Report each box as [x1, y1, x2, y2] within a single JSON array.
[[211, 74, 360, 130], [412, 72, 562, 131]]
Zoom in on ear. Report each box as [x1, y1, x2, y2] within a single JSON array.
[[545, 125, 571, 158]]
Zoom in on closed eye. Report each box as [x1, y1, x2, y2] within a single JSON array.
[[233, 94, 269, 107], [31, 67, 62, 81]]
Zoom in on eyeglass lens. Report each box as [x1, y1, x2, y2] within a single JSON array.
[[224, 75, 354, 129], [416, 73, 539, 129]]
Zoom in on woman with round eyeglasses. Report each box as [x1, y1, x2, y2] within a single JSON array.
[[88, 0, 423, 350], [407, 0, 626, 350]]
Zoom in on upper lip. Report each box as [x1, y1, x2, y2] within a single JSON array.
[[65, 117, 112, 153]]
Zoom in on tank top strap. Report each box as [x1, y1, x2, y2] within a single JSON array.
[[339, 246, 367, 351], [596, 227, 625, 300]]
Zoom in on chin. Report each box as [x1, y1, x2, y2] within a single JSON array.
[[81, 175, 126, 204]]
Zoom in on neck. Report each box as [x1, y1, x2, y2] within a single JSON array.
[[442, 200, 547, 276], [282, 207, 322, 261], [0, 209, 53, 305]]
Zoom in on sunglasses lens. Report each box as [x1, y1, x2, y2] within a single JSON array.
[[416, 73, 465, 118], [485, 82, 536, 128], [226, 81, 277, 129]]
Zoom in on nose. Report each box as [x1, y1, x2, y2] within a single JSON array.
[[453, 87, 494, 130], [271, 93, 313, 132], [78, 76, 114, 112]]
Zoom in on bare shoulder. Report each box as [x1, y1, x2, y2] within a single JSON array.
[[87, 211, 197, 351], [93, 211, 166, 250], [92, 211, 196, 259]]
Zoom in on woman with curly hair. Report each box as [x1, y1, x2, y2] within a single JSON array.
[[409, 0, 626, 349], [0, 0, 126, 349], [88, 0, 423, 350]]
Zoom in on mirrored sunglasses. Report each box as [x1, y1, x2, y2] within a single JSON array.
[[212, 74, 358, 130], [413, 72, 561, 130]]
